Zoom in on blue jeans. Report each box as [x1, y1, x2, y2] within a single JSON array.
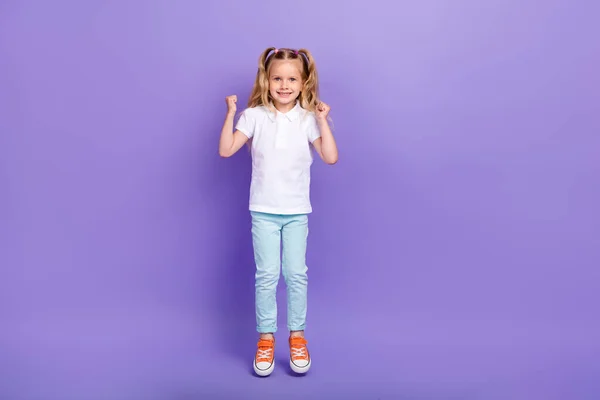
[[250, 211, 309, 333]]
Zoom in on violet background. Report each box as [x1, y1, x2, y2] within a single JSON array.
[[1, 0, 599, 399]]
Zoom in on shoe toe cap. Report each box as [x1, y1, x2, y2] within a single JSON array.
[[255, 361, 273, 371], [292, 359, 310, 368]]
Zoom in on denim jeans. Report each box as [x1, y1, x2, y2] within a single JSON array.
[[250, 211, 309, 333]]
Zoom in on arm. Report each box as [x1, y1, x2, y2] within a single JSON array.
[[312, 102, 338, 165], [219, 95, 249, 158]]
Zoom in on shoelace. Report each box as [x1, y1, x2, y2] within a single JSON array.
[[256, 347, 273, 361], [291, 346, 307, 359], [256, 340, 274, 362]]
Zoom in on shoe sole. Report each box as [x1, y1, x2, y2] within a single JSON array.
[[290, 358, 311, 374], [253, 359, 274, 377]]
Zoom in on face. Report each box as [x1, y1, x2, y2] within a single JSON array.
[[268, 59, 303, 111]]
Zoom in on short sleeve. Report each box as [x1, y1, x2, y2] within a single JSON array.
[[306, 113, 321, 143], [235, 109, 255, 138]]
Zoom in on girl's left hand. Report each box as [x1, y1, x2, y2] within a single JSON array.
[[316, 101, 330, 120]]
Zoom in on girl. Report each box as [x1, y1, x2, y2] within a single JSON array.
[[218, 47, 338, 377]]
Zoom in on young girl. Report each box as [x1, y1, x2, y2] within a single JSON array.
[[218, 47, 338, 377]]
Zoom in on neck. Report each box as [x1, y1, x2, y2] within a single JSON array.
[[273, 101, 295, 113]]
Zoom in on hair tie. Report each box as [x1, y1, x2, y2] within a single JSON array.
[[294, 50, 299, 55], [274, 48, 279, 54]]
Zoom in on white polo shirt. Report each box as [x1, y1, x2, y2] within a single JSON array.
[[235, 102, 321, 215]]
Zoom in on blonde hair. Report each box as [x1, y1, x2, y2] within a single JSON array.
[[247, 47, 320, 113]]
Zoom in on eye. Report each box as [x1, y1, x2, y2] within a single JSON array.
[[290, 78, 296, 82]]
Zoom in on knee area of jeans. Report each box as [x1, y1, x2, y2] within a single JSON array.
[[256, 271, 279, 283], [282, 270, 308, 282], [255, 272, 279, 282], [282, 263, 308, 273]]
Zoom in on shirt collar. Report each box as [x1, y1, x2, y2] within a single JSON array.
[[266, 101, 303, 122]]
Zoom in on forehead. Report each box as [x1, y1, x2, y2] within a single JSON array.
[[269, 59, 303, 76]]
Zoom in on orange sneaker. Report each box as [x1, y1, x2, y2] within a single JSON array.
[[289, 336, 311, 374], [253, 337, 275, 376]]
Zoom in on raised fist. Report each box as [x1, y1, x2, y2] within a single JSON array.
[[315, 101, 330, 120], [226, 95, 237, 114]]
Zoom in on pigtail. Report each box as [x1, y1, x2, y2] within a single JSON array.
[[248, 47, 276, 110], [298, 48, 333, 127], [297, 48, 320, 113]]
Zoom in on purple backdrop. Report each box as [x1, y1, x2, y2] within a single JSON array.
[[1, 0, 599, 399]]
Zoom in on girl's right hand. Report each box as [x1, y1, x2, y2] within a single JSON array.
[[226, 95, 237, 114]]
